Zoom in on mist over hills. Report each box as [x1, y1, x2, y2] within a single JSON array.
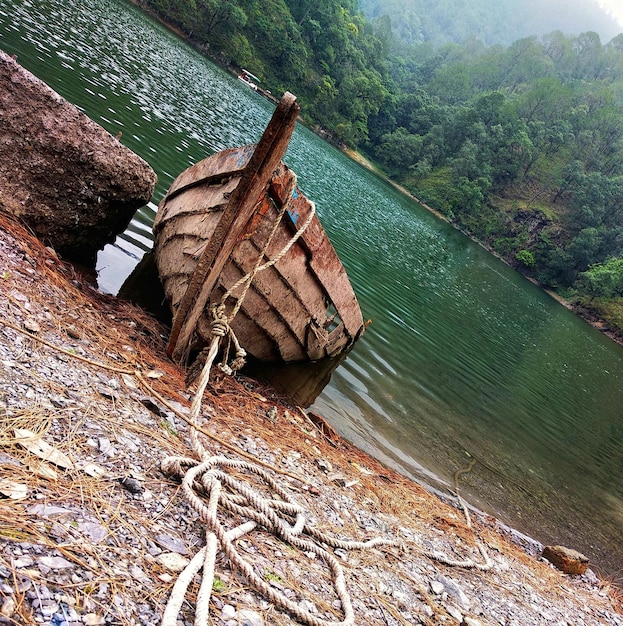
[[359, 0, 622, 47]]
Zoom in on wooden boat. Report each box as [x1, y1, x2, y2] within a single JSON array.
[[153, 93, 365, 365], [238, 69, 259, 91]]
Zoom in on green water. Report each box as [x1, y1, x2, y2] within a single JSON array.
[[2, 0, 621, 576]]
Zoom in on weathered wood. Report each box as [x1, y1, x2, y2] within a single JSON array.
[[166, 92, 299, 360], [154, 95, 365, 365]]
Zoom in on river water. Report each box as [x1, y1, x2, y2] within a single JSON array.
[[2, 0, 622, 576]]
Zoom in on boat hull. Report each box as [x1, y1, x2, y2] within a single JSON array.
[[153, 145, 365, 363]]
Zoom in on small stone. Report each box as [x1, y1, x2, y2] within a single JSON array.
[[96, 386, 118, 401], [542, 545, 589, 575], [298, 599, 317, 614], [13, 556, 34, 568], [1, 597, 15, 618], [78, 521, 108, 543], [66, 325, 80, 339], [0, 479, 27, 500], [28, 504, 72, 518], [221, 604, 236, 619], [156, 533, 188, 555], [155, 552, 190, 572], [140, 397, 165, 416], [430, 580, 444, 595], [438, 575, 470, 610], [49, 612, 66, 626], [83, 614, 106, 625], [315, 459, 333, 473], [23, 317, 41, 333], [37, 556, 74, 570], [326, 472, 347, 486], [239, 608, 263, 626], [129, 564, 149, 582], [446, 605, 463, 621], [118, 476, 143, 494]]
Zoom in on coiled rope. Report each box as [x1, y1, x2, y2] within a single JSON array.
[[161, 182, 395, 625]]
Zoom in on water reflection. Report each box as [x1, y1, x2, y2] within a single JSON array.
[[245, 355, 350, 408]]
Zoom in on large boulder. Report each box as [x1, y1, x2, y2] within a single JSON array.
[[0, 50, 157, 263]]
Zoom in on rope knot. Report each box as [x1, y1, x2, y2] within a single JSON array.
[[230, 347, 247, 372], [210, 319, 228, 337], [210, 304, 229, 338]]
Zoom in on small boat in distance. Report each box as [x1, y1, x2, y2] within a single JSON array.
[[153, 93, 365, 366], [238, 69, 259, 91]]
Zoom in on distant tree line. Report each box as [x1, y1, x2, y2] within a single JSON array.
[[140, 0, 390, 145], [358, 0, 621, 47], [138, 0, 623, 329], [371, 33, 623, 297]]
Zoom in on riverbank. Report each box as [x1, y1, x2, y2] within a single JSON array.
[[1, 214, 622, 624]]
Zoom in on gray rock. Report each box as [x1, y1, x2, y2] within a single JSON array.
[[37, 556, 74, 570], [155, 534, 188, 555], [438, 575, 471, 610], [239, 608, 263, 626]]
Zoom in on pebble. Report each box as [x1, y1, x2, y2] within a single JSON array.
[[239, 608, 263, 626], [37, 556, 74, 570], [430, 580, 445, 595], [156, 534, 188, 555], [298, 599, 317, 614], [438, 575, 471, 610], [155, 552, 190, 572], [1, 598, 15, 618]]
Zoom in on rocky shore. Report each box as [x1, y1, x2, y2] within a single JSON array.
[[0, 213, 621, 626]]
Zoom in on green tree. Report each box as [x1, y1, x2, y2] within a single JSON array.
[[577, 257, 623, 298]]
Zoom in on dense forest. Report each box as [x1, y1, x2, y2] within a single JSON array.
[[139, 0, 623, 332]]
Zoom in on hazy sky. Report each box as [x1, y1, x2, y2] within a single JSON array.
[[598, 0, 623, 29]]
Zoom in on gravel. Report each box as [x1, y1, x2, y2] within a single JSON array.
[[0, 216, 621, 626]]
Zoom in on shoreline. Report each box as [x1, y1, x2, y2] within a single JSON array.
[[0, 210, 621, 624]]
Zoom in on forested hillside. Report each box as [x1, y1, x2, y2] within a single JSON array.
[[141, 0, 390, 145], [138, 0, 623, 332], [359, 0, 621, 47]]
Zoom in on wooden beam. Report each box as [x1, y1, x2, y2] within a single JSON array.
[[166, 92, 300, 361]]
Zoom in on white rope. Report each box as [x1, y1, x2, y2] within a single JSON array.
[[161, 453, 396, 626], [161, 181, 394, 625], [422, 459, 493, 571], [221, 176, 317, 324]]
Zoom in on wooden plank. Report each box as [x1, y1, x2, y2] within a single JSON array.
[[166, 92, 300, 361]]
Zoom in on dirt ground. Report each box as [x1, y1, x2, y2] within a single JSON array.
[[0, 212, 621, 626]]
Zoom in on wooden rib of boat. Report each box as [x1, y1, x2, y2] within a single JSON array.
[[153, 92, 365, 365]]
